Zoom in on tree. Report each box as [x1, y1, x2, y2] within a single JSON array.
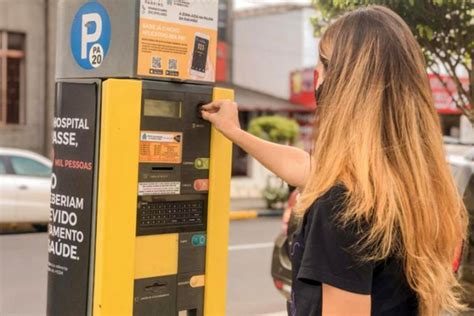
[[247, 116, 300, 209], [247, 115, 300, 145], [312, 0, 473, 123]]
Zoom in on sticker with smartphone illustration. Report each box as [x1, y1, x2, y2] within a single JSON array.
[[137, 0, 218, 81], [190, 32, 210, 78]]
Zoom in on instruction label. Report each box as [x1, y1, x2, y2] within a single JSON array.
[[140, 131, 183, 164], [137, 0, 218, 82], [138, 181, 181, 196]]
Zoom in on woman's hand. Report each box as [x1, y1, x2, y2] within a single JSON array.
[[200, 99, 241, 139]]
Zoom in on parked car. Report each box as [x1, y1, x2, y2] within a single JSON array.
[[271, 150, 474, 305], [0, 148, 52, 230]]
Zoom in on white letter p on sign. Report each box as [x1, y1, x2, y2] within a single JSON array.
[[81, 13, 102, 60]]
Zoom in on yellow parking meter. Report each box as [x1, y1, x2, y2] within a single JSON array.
[[47, 1, 232, 316]]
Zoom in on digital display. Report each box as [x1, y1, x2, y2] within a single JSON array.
[[144, 99, 182, 118]]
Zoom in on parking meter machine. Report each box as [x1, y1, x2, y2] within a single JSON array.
[[47, 1, 232, 316]]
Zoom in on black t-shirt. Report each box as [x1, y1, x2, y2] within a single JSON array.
[[288, 185, 418, 316]]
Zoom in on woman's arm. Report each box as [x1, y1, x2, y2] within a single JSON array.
[[322, 284, 371, 316], [226, 128, 310, 188], [201, 100, 310, 188]]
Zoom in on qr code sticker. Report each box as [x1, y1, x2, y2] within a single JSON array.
[[168, 58, 178, 70], [151, 56, 162, 69]]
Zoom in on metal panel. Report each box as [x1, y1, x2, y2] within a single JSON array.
[[55, 0, 138, 79]]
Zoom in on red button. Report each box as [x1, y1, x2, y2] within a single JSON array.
[[193, 179, 209, 191]]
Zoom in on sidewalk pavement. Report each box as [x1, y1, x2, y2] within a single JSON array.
[[230, 197, 284, 220]]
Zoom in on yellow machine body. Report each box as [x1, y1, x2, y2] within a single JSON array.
[[92, 79, 233, 316]]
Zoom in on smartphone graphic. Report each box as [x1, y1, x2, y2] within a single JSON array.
[[190, 32, 210, 78]]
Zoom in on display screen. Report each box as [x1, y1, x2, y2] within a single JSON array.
[[144, 99, 182, 118]]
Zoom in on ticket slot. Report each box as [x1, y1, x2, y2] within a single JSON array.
[[145, 281, 169, 293]]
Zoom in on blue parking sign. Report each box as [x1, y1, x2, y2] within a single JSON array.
[[70, 1, 111, 70]]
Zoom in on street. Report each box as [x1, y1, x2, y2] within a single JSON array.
[[0, 217, 286, 316], [227, 217, 286, 316]]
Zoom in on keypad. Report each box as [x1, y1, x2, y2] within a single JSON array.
[[138, 200, 204, 228]]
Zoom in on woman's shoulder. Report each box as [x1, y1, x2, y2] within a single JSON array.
[[300, 184, 350, 232], [308, 183, 348, 214]]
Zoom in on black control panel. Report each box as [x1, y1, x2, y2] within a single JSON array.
[[136, 81, 212, 236]]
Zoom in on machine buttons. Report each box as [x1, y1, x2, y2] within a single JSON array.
[[189, 275, 205, 288], [191, 234, 206, 247], [194, 158, 209, 170], [193, 179, 209, 191], [138, 200, 205, 231]]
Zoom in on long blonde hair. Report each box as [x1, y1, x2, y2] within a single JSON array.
[[295, 5, 468, 315]]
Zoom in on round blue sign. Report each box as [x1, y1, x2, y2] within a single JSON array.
[[70, 1, 111, 70]]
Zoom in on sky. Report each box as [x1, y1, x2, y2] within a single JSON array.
[[234, 0, 312, 10]]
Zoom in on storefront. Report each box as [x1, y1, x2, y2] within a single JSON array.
[[289, 67, 473, 145], [430, 74, 473, 144]]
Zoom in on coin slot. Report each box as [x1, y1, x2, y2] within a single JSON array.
[[151, 166, 174, 171], [197, 102, 206, 119]]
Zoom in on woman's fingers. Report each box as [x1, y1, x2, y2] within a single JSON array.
[[200, 101, 220, 111], [200, 99, 241, 137], [201, 108, 216, 124], [200, 100, 229, 112]]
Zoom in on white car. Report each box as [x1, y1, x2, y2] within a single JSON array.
[[0, 147, 52, 228]]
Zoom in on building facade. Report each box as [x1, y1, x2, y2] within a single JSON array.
[[230, 4, 318, 198], [233, 4, 318, 100], [0, 0, 57, 156]]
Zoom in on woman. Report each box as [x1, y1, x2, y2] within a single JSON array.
[[201, 5, 468, 316]]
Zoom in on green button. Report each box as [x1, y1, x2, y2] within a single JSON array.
[[194, 158, 209, 170], [191, 234, 206, 247]]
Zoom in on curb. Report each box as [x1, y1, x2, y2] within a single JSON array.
[[229, 209, 284, 221]]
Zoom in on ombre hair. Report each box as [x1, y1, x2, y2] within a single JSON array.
[[295, 5, 468, 315]]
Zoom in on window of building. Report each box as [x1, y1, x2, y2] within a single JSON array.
[[0, 31, 26, 125]]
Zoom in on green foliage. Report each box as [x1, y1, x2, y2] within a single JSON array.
[[262, 176, 290, 209], [312, 0, 474, 123], [247, 115, 300, 144]]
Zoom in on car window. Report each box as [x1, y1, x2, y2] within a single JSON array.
[[10, 156, 51, 177], [0, 157, 6, 174]]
